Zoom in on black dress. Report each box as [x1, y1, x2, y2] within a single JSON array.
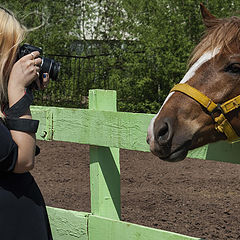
[[0, 120, 53, 240]]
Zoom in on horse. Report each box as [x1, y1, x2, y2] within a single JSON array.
[[147, 3, 240, 162]]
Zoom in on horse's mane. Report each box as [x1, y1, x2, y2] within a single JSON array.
[[189, 16, 240, 67]]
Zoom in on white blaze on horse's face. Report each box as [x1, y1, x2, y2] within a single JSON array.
[[147, 48, 220, 144]]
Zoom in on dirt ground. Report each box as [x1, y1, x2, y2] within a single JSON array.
[[32, 140, 240, 240]]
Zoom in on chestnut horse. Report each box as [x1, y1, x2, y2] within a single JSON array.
[[147, 4, 240, 162]]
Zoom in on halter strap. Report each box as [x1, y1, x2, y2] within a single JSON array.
[[221, 95, 240, 114], [170, 83, 239, 142], [170, 83, 217, 112]]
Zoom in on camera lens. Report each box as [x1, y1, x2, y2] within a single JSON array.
[[41, 57, 60, 81], [51, 61, 60, 81]]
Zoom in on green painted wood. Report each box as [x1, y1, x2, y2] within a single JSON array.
[[31, 106, 53, 141], [50, 107, 153, 151], [88, 215, 203, 240], [31, 105, 240, 164], [89, 90, 121, 220], [89, 89, 117, 111], [46, 207, 204, 240], [47, 207, 89, 240], [187, 145, 208, 160], [187, 141, 240, 164], [206, 140, 240, 164]]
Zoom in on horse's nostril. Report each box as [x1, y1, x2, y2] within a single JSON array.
[[157, 123, 169, 142]]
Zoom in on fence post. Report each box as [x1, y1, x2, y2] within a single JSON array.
[[89, 89, 120, 220]]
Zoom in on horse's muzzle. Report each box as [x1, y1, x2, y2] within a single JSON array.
[[147, 117, 191, 162]]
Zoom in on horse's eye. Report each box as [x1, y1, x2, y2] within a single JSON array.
[[225, 63, 240, 74]]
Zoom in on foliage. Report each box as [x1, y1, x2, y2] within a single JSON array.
[[2, 1, 240, 113], [2, 0, 79, 55]]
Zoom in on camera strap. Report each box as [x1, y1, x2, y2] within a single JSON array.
[[3, 88, 33, 118], [3, 116, 40, 156], [5, 118, 39, 133], [1, 87, 40, 133], [1, 87, 40, 156], [2, 87, 39, 133]]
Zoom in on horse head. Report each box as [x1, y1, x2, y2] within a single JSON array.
[[147, 4, 240, 162]]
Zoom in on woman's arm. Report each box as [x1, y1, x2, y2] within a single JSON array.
[[8, 100, 36, 173], [10, 121, 36, 173], [7, 51, 49, 173]]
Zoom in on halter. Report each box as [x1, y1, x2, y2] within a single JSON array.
[[170, 83, 240, 142]]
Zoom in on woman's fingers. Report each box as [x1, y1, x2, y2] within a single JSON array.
[[23, 51, 40, 61], [28, 58, 42, 80], [21, 55, 41, 75], [35, 66, 41, 73], [12, 50, 49, 90], [35, 73, 49, 90], [42, 73, 49, 87], [33, 57, 42, 67], [42, 73, 49, 89]]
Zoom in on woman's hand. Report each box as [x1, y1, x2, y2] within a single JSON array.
[[9, 51, 42, 90], [35, 73, 50, 90], [8, 51, 45, 107]]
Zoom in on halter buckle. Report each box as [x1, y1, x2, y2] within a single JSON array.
[[210, 104, 224, 119]]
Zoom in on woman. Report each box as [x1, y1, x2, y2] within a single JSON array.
[[0, 7, 53, 240]]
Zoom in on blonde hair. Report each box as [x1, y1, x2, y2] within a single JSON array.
[[0, 8, 27, 105]]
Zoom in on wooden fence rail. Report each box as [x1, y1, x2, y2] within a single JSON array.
[[31, 89, 240, 240]]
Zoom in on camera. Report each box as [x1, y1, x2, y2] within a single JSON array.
[[17, 44, 60, 81]]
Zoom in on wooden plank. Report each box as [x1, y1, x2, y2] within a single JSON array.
[[187, 145, 208, 160], [41, 106, 153, 151], [89, 90, 121, 220], [46, 207, 204, 240], [47, 207, 89, 240], [206, 140, 240, 164], [31, 106, 240, 164], [31, 106, 53, 141], [187, 141, 240, 164], [88, 215, 203, 240]]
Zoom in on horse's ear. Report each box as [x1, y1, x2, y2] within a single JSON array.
[[200, 3, 218, 28]]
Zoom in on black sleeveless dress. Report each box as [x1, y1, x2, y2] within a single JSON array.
[[0, 120, 52, 240]]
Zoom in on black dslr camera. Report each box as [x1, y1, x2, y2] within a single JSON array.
[[17, 44, 60, 81]]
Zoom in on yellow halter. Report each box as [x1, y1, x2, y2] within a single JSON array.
[[170, 83, 240, 142]]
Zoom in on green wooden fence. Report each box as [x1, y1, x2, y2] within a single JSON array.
[[31, 89, 240, 240]]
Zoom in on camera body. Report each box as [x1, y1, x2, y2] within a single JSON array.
[[17, 44, 60, 81]]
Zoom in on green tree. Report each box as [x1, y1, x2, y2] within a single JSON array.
[[2, 0, 80, 54], [2, 1, 240, 112]]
